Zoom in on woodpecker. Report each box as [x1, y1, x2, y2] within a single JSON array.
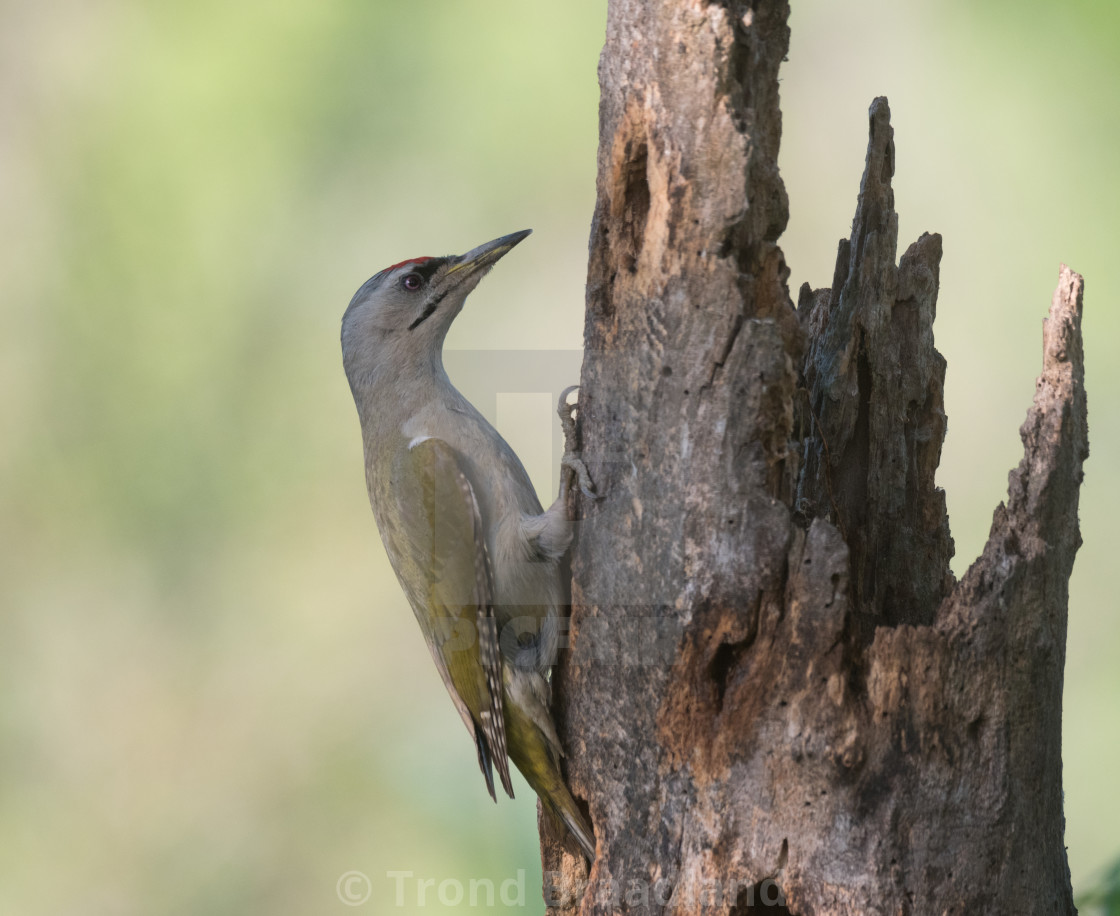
[[341, 229, 595, 860]]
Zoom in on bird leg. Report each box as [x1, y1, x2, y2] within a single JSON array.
[[521, 385, 597, 562]]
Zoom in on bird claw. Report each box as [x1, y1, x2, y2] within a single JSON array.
[[557, 385, 581, 440], [562, 454, 599, 500], [557, 385, 600, 502]]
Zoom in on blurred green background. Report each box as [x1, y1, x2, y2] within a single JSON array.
[[0, 1, 1115, 912]]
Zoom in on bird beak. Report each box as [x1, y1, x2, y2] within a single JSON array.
[[445, 229, 532, 278]]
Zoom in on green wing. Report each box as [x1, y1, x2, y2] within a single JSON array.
[[391, 437, 514, 800]]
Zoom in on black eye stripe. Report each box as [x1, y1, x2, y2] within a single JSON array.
[[359, 257, 448, 296], [406, 259, 445, 283]]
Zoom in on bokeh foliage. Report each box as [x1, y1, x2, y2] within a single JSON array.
[[0, 1, 1115, 913]]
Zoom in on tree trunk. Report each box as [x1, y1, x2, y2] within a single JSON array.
[[542, 1, 1086, 913]]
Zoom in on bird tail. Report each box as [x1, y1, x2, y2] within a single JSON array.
[[539, 778, 596, 862], [503, 688, 595, 861]]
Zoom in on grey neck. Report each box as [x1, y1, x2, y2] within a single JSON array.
[[349, 347, 455, 442]]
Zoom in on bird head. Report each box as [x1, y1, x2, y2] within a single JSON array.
[[341, 229, 531, 388]]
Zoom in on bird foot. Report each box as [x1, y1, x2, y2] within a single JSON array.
[[558, 385, 599, 501]]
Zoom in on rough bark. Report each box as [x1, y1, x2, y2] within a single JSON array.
[[542, 1, 1086, 914]]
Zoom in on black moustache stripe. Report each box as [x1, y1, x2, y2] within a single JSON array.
[[407, 289, 449, 331]]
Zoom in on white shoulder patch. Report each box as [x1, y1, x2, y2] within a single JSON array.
[[408, 434, 432, 450]]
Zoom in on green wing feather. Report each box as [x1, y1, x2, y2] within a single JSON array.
[[391, 437, 514, 800]]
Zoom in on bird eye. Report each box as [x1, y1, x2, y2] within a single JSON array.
[[402, 273, 423, 291]]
